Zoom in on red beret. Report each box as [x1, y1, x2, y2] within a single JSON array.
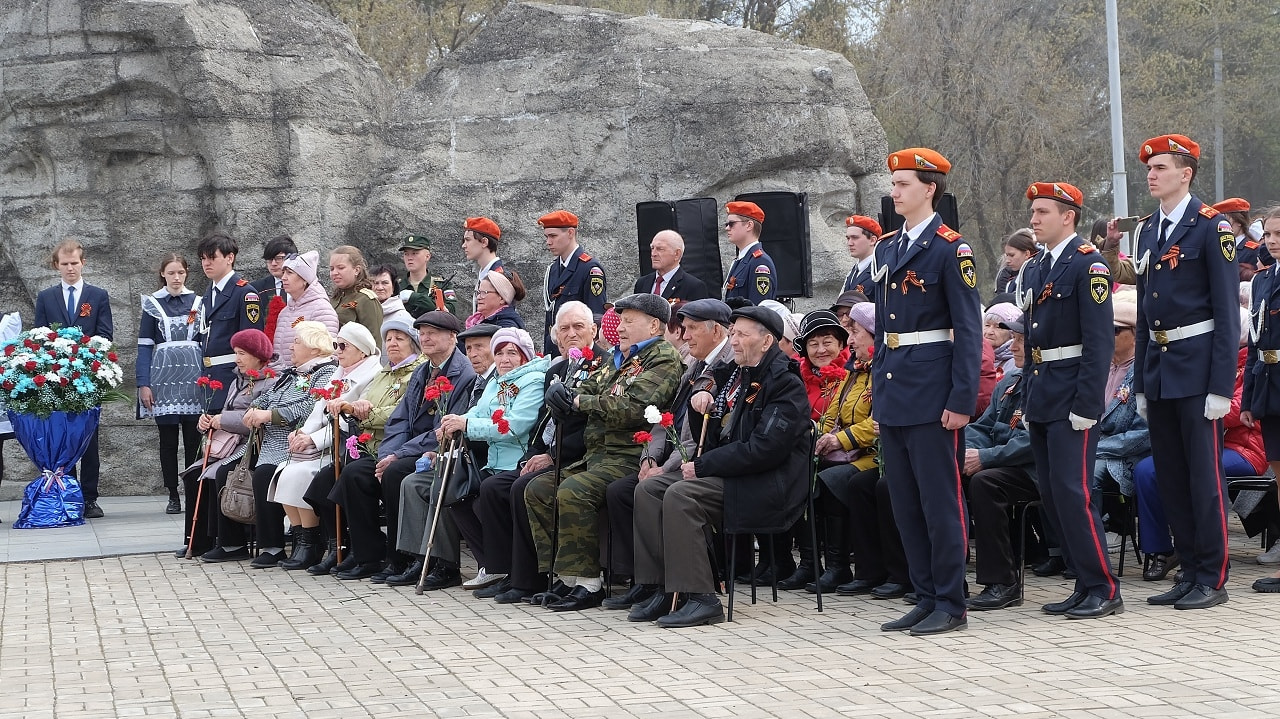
[[464, 216, 501, 240], [1026, 182, 1083, 208], [726, 201, 765, 223], [888, 147, 951, 174], [845, 214, 882, 238], [230, 329, 273, 364], [1212, 197, 1250, 214], [537, 210, 579, 229], [1139, 134, 1200, 163]]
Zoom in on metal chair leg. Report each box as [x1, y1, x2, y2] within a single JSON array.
[[726, 533, 737, 622]]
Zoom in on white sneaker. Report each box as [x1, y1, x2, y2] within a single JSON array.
[[1106, 532, 1123, 554], [462, 567, 507, 590], [1257, 543, 1280, 565]]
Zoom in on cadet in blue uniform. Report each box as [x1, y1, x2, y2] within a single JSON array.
[[1017, 181, 1122, 619], [1129, 134, 1239, 610], [1213, 198, 1266, 279], [722, 201, 777, 304], [1239, 208, 1280, 593], [871, 147, 982, 636], [540, 210, 607, 356], [196, 233, 265, 410], [841, 214, 881, 304]]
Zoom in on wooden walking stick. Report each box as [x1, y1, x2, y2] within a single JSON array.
[[185, 428, 215, 559], [333, 411, 344, 564], [415, 433, 459, 594]]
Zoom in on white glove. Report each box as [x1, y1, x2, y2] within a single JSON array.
[[1069, 413, 1097, 431], [1135, 393, 1147, 419], [399, 289, 412, 302], [1204, 393, 1231, 421]]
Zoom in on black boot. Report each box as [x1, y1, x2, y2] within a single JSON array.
[[807, 520, 852, 593], [281, 527, 324, 570], [277, 526, 304, 567], [307, 536, 340, 575], [777, 528, 815, 590]]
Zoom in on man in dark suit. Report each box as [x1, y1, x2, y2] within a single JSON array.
[[633, 230, 711, 305], [250, 235, 297, 304], [34, 239, 114, 518], [841, 215, 883, 303], [1020, 181, 1121, 619], [196, 233, 264, 410]]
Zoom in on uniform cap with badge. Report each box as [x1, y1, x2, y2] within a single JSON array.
[[1138, 134, 1200, 163], [399, 235, 432, 251], [845, 214, 883, 237], [1026, 181, 1083, 209], [887, 147, 951, 174]]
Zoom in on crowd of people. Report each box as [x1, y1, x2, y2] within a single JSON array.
[[15, 134, 1280, 633]]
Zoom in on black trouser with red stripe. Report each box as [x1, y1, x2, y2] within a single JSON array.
[[1029, 419, 1119, 600], [881, 423, 968, 618], [1146, 396, 1230, 590]]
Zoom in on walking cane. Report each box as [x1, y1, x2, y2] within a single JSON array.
[[673, 414, 713, 611], [332, 411, 344, 564], [185, 428, 215, 559], [415, 433, 459, 595], [542, 419, 565, 606]]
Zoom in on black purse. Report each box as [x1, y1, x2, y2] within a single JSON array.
[[442, 438, 486, 507]]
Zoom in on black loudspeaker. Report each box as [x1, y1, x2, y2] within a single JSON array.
[[878, 193, 960, 236], [636, 198, 723, 292], [733, 191, 812, 298]]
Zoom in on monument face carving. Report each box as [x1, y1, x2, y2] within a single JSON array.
[[0, 0, 887, 496]]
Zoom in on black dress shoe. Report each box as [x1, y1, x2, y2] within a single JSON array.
[[967, 583, 1021, 611], [83, 502, 105, 519], [331, 553, 359, 576], [528, 580, 572, 605], [307, 543, 343, 575], [336, 561, 384, 580], [474, 577, 513, 599], [494, 586, 536, 604], [806, 566, 852, 594], [656, 593, 724, 628], [835, 577, 883, 596], [165, 499, 182, 514], [604, 583, 660, 610], [200, 546, 250, 563], [1252, 576, 1280, 593], [628, 591, 676, 622], [903, 592, 920, 605], [383, 559, 426, 587], [776, 563, 816, 590], [909, 609, 967, 636], [370, 557, 410, 584], [249, 550, 286, 569], [1173, 584, 1228, 610], [1031, 556, 1066, 577], [548, 585, 606, 612], [419, 561, 462, 591], [870, 582, 909, 600], [1064, 594, 1124, 619], [1142, 553, 1179, 582], [1042, 590, 1088, 614], [1147, 581, 1195, 605], [881, 605, 932, 632]]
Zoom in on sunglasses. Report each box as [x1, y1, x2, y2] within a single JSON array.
[[335, 342, 349, 351], [724, 220, 750, 229]]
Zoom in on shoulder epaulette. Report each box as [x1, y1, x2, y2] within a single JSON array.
[[578, 252, 592, 262], [1139, 214, 1152, 222], [938, 224, 962, 243], [751, 248, 764, 258], [236, 278, 248, 287], [878, 230, 899, 241], [358, 287, 378, 300], [431, 275, 448, 285], [1199, 205, 1220, 219], [1246, 240, 1260, 249], [1077, 244, 1097, 255]]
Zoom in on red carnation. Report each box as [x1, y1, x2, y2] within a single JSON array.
[[263, 367, 278, 378], [358, 432, 373, 443], [245, 369, 260, 379], [208, 380, 224, 391], [59, 376, 68, 385], [580, 347, 594, 360], [3, 345, 13, 356], [660, 411, 674, 428], [2, 380, 14, 390], [196, 376, 210, 387], [33, 375, 46, 387], [491, 408, 505, 422], [68, 344, 78, 355], [633, 430, 653, 444], [107, 352, 118, 362], [46, 332, 56, 341], [91, 360, 102, 371], [496, 419, 511, 434], [434, 377, 454, 394], [72, 371, 81, 379], [423, 386, 441, 402], [819, 364, 848, 382]]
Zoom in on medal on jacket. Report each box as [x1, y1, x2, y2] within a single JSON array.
[[1037, 282, 1053, 305], [1160, 244, 1180, 270], [902, 270, 926, 294]]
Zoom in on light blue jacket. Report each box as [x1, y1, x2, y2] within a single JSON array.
[[463, 356, 549, 472]]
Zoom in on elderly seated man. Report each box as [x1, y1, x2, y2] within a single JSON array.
[[628, 306, 810, 627], [527, 293, 684, 611]]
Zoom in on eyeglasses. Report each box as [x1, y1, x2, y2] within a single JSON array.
[[724, 220, 749, 229], [474, 290, 493, 298], [335, 342, 349, 351], [267, 254, 288, 263]]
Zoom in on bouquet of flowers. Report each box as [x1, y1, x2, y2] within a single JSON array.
[[1, 326, 126, 419], [644, 404, 689, 462], [423, 375, 454, 414]]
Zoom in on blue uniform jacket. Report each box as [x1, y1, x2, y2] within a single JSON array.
[[870, 214, 982, 426], [35, 283, 113, 340], [200, 272, 264, 358], [1133, 197, 1240, 400], [723, 242, 777, 304], [543, 248, 607, 355], [842, 261, 877, 304], [965, 368, 1034, 474], [1021, 235, 1114, 422], [1243, 267, 1280, 417]]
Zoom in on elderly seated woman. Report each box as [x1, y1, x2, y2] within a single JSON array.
[[269, 323, 383, 570], [178, 328, 274, 560], [464, 270, 526, 330], [302, 315, 426, 576], [200, 321, 339, 566], [387, 328, 549, 589]]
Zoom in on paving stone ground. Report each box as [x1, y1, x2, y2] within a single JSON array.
[[1, 499, 1278, 718]]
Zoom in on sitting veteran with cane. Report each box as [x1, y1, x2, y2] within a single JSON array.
[[629, 305, 810, 627]]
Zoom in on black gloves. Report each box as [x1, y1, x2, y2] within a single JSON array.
[[546, 382, 578, 418]]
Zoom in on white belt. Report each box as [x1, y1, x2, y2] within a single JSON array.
[[1150, 319, 1214, 345], [884, 329, 951, 349], [203, 353, 236, 368], [1032, 345, 1083, 364]]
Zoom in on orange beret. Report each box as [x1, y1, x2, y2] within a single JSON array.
[[1212, 197, 1250, 214], [537, 210, 579, 229], [1026, 182, 1083, 208], [464, 216, 501, 240], [845, 214, 883, 237], [1139, 134, 1200, 163], [726, 201, 765, 223], [887, 147, 951, 174]]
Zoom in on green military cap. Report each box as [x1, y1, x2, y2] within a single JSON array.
[[399, 235, 431, 251]]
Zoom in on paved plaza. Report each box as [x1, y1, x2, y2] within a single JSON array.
[[1, 497, 1278, 718]]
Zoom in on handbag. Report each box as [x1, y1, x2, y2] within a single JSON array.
[[207, 429, 241, 460], [442, 439, 485, 507], [219, 428, 259, 524]]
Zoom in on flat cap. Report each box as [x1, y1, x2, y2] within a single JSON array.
[[413, 310, 462, 333], [677, 298, 731, 326], [457, 323, 501, 340], [613, 292, 671, 325], [731, 305, 784, 341]]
